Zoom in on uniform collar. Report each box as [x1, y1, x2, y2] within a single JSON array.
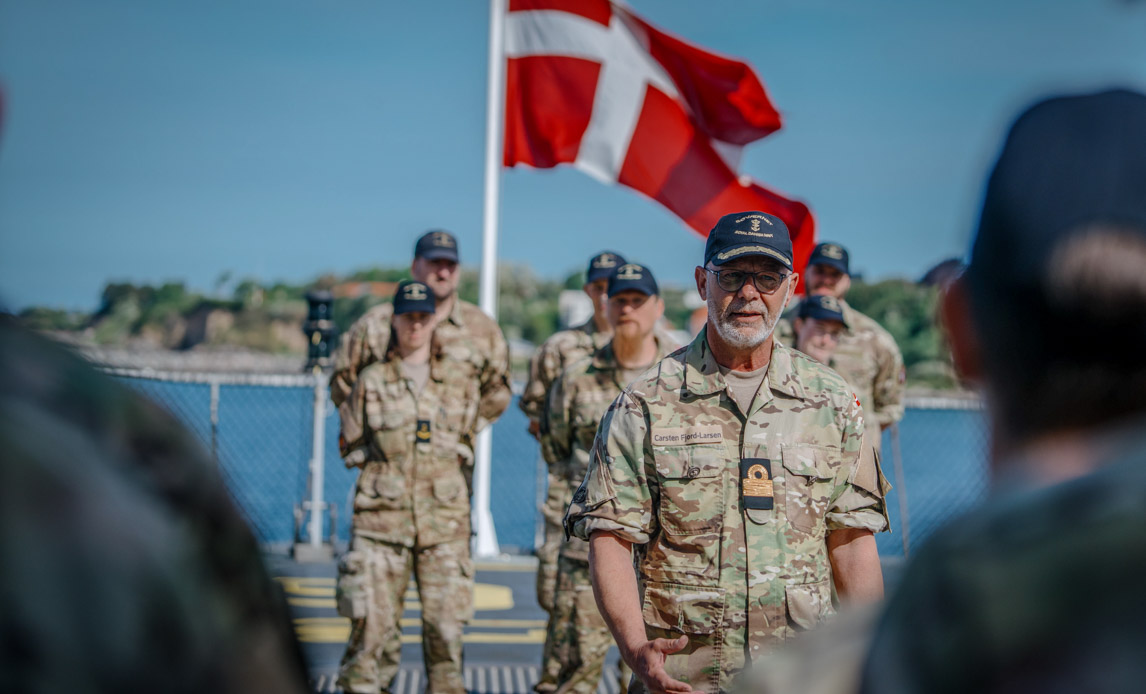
[[443, 295, 465, 327], [684, 327, 808, 402]]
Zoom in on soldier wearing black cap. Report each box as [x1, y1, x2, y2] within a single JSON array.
[[565, 211, 888, 694], [539, 263, 673, 694], [792, 294, 849, 366], [777, 241, 905, 453], [336, 280, 490, 694], [522, 250, 626, 694], [861, 88, 1146, 694], [330, 233, 511, 694]]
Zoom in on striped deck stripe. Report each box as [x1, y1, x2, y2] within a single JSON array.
[[311, 664, 623, 694]]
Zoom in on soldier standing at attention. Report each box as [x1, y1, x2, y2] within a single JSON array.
[[566, 211, 889, 694], [777, 243, 904, 452], [336, 281, 483, 694], [522, 251, 625, 694], [791, 295, 849, 367], [541, 264, 675, 694], [329, 230, 510, 690]]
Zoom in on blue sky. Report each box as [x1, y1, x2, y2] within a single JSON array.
[[1, 0, 1144, 311]]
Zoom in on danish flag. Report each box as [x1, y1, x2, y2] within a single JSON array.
[[503, 0, 815, 271]]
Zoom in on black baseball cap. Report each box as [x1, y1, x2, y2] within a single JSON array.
[[586, 251, 626, 283], [414, 230, 459, 262], [392, 280, 436, 315], [704, 212, 793, 269], [969, 88, 1146, 293], [797, 295, 848, 327], [607, 263, 659, 298], [807, 242, 850, 275]]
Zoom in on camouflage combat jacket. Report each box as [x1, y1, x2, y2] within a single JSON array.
[[339, 344, 481, 548], [519, 318, 610, 424], [566, 330, 889, 694], [777, 298, 905, 440], [540, 336, 675, 562], [330, 297, 511, 436]]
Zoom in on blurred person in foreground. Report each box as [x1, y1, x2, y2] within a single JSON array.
[[540, 263, 676, 694], [0, 316, 309, 694], [777, 243, 904, 452], [565, 211, 889, 694], [522, 251, 626, 694], [335, 281, 484, 694], [859, 88, 1146, 693], [791, 295, 849, 367]]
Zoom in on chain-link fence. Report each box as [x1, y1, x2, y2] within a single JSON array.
[[110, 368, 987, 557]]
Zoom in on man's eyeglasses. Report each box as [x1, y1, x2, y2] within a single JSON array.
[[706, 268, 790, 295]]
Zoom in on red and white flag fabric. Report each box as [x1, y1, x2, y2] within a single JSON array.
[[503, 0, 815, 271]]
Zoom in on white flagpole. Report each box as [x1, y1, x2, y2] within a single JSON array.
[[473, 0, 507, 558]]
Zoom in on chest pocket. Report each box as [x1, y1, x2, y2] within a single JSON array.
[[780, 445, 839, 534], [653, 444, 726, 536], [366, 389, 414, 462]]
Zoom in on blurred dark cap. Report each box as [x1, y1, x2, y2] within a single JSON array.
[[808, 242, 850, 275], [607, 263, 659, 298], [797, 295, 848, 327], [586, 251, 626, 283], [414, 230, 459, 262], [704, 212, 793, 269], [969, 88, 1146, 292], [393, 280, 436, 315]]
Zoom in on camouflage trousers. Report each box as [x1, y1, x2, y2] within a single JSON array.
[[336, 534, 474, 694], [535, 472, 569, 693], [539, 555, 632, 694]]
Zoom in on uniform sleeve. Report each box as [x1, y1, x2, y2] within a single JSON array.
[[329, 308, 390, 408], [565, 392, 655, 546], [474, 318, 512, 433], [871, 331, 905, 428], [519, 338, 556, 423], [539, 370, 573, 466], [826, 399, 890, 533], [337, 373, 371, 468]]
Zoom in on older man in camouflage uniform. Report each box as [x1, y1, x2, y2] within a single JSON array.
[[776, 243, 904, 451], [522, 251, 625, 670], [336, 281, 488, 694], [541, 264, 676, 694], [567, 212, 889, 694]]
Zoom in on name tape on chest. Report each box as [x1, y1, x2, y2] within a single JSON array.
[[651, 425, 724, 446]]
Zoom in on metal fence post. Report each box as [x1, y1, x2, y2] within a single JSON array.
[[209, 379, 220, 464], [890, 422, 912, 557], [309, 375, 326, 548]]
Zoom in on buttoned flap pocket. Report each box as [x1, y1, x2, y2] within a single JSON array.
[[784, 578, 832, 631], [780, 445, 838, 533], [432, 475, 467, 507], [653, 444, 725, 536], [641, 581, 725, 635], [362, 471, 406, 510]]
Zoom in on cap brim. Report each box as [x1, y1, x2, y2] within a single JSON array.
[[809, 257, 848, 274], [711, 244, 793, 269], [418, 248, 458, 262]]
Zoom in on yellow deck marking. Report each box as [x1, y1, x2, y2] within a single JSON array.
[[292, 618, 544, 645], [281, 579, 513, 612]]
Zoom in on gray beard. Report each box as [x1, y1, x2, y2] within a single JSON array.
[[707, 287, 788, 349]]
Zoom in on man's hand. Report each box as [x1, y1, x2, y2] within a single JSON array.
[[625, 635, 702, 694]]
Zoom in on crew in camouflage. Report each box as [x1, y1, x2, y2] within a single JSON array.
[[330, 231, 511, 689], [540, 264, 675, 694], [523, 251, 625, 688], [775, 243, 904, 451], [567, 212, 889, 694], [336, 281, 498, 694]]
